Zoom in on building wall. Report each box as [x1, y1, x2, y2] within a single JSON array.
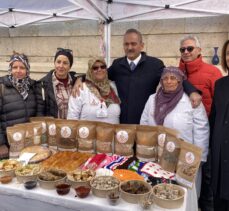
[[0, 15, 228, 79]]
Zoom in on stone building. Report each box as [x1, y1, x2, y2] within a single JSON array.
[[0, 15, 228, 79]]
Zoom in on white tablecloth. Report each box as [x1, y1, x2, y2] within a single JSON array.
[[0, 179, 198, 211]]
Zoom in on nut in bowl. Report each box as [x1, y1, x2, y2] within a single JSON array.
[[67, 169, 95, 188], [90, 176, 120, 198], [24, 180, 37, 190], [74, 185, 91, 198], [56, 183, 71, 195], [152, 183, 185, 209]]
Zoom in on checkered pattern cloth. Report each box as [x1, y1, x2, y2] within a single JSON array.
[[52, 73, 72, 119]]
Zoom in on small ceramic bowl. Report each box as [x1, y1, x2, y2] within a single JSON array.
[[74, 186, 91, 198], [0, 175, 13, 184], [56, 183, 71, 195], [107, 191, 120, 206], [24, 180, 37, 189]]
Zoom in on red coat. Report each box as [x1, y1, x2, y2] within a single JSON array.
[[179, 56, 222, 116]]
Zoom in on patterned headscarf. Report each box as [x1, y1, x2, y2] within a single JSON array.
[[154, 66, 185, 125], [8, 53, 31, 100], [85, 57, 120, 107]]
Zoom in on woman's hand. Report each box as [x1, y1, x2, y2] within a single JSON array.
[[190, 92, 202, 108], [71, 78, 83, 97]]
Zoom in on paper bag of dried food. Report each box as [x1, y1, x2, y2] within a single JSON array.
[[7, 125, 25, 158], [29, 116, 54, 146], [159, 134, 182, 173], [176, 140, 202, 189], [46, 119, 57, 150], [16, 122, 42, 147], [96, 122, 114, 155], [114, 124, 136, 156], [77, 120, 96, 153], [55, 119, 78, 151], [136, 125, 158, 162], [157, 126, 179, 162]]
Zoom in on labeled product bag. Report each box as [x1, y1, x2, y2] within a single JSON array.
[[136, 125, 158, 162], [176, 140, 202, 189], [114, 124, 136, 156], [96, 122, 114, 155]]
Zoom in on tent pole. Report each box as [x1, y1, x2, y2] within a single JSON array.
[[105, 22, 111, 66]]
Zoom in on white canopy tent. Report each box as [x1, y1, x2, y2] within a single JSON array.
[[0, 0, 228, 64]]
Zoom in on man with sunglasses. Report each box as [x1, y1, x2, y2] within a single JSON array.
[[179, 35, 222, 211]]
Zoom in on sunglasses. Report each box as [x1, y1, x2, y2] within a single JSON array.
[[92, 65, 107, 71], [179, 46, 195, 53], [56, 47, 73, 54]]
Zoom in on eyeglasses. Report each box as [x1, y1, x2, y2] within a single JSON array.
[[56, 47, 73, 54], [179, 46, 195, 53], [92, 65, 107, 71]]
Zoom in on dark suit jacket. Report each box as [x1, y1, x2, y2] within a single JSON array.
[[210, 75, 229, 199], [108, 52, 164, 124]]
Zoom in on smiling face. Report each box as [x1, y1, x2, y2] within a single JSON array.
[[161, 73, 180, 92], [180, 39, 201, 62], [11, 61, 27, 79], [91, 61, 107, 82], [123, 32, 144, 60], [54, 55, 71, 79]]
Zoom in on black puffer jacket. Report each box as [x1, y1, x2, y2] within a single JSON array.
[[0, 76, 44, 146], [39, 70, 77, 118]]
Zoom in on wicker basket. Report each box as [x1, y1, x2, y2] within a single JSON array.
[[120, 180, 152, 204], [90, 176, 120, 198], [15, 164, 41, 183], [152, 183, 185, 209], [67, 169, 95, 188], [0, 160, 21, 177], [38, 169, 67, 189]]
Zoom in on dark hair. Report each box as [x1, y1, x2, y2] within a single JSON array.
[[54, 48, 73, 68], [221, 40, 229, 73], [124, 28, 143, 43]]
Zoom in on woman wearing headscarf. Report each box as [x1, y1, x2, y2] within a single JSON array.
[[0, 52, 44, 158], [140, 66, 209, 197], [67, 57, 120, 124], [39, 48, 76, 119], [210, 40, 229, 211]]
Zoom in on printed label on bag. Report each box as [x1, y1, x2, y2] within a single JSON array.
[[158, 133, 166, 147], [13, 132, 22, 142], [49, 124, 56, 136], [61, 126, 71, 138], [116, 130, 128, 143], [185, 152, 195, 164], [79, 127, 89, 139], [166, 141, 175, 152]]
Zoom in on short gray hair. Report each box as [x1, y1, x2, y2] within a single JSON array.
[[180, 35, 201, 48]]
